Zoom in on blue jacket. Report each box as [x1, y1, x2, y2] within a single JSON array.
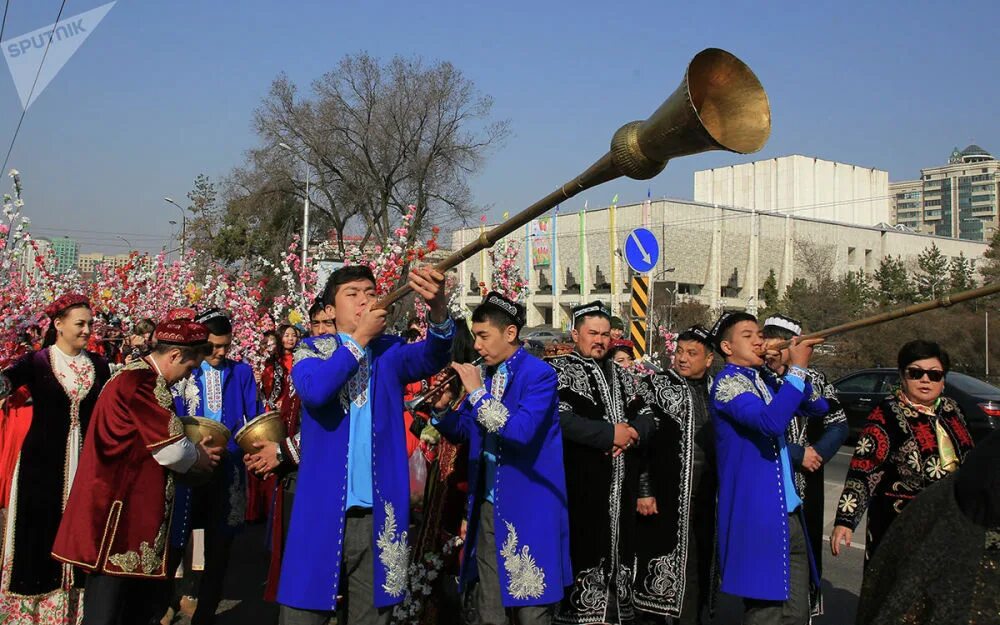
[[435, 348, 573, 607], [170, 359, 263, 545], [710, 363, 822, 601], [278, 326, 453, 611]]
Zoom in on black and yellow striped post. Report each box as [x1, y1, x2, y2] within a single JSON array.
[[630, 275, 649, 358]]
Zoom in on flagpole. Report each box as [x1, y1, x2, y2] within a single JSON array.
[[552, 206, 559, 298], [479, 217, 487, 293], [524, 222, 532, 293], [610, 195, 618, 316], [579, 203, 587, 300]]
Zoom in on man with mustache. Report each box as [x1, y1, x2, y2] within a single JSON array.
[[548, 302, 655, 625]]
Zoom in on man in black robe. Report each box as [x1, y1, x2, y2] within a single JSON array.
[[634, 325, 716, 624], [548, 301, 656, 625]]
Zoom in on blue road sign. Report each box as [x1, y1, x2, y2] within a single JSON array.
[[624, 228, 659, 273]]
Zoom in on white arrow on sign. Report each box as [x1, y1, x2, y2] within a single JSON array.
[[629, 231, 651, 264]]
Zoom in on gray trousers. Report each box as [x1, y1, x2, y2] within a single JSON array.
[[742, 513, 810, 625], [279, 510, 391, 625], [474, 501, 554, 625]]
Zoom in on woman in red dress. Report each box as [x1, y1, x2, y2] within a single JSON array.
[[246, 324, 300, 521]]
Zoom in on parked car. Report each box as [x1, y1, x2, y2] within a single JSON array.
[[832, 368, 1000, 443], [524, 330, 564, 343]]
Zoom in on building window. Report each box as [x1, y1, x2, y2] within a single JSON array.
[[848, 247, 857, 265]]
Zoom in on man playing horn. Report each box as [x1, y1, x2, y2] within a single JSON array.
[[759, 314, 848, 608], [431, 292, 572, 625], [707, 312, 823, 625], [51, 316, 221, 625], [276, 265, 454, 625], [548, 301, 656, 625]]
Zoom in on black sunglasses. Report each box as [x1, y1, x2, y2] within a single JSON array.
[[904, 367, 944, 382]]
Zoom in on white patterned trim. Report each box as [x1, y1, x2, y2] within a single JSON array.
[[342, 339, 365, 363]]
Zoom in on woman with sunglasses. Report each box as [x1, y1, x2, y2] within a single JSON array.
[[830, 340, 975, 568]]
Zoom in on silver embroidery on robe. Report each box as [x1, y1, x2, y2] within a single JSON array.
[[500, 520, 546, 600], [477, 399, 509, 433], [551, 359, 596, 403], [293, 336, 338, 365], [712, 373, 757, 405], [376, 502, 409, 597]]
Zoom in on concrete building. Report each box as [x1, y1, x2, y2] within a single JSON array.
[[890, 145, 1000, 241], [452, 199, 987, 330], [16, 236, 51, 282], [694, 155, 890, 225], [77, 252, 146, 280], [50, 236, 79, 274]]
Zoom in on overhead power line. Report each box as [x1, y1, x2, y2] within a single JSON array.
[[0, 0, 69, 175]]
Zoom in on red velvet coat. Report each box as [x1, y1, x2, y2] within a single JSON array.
[[51, 360, 187, 578]]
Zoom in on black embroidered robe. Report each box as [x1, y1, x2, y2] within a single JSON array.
[[548, 351, 655, 625], [633, 369, 714, 618]]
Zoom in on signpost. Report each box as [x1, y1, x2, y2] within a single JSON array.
[[624, 228, 660, 359]]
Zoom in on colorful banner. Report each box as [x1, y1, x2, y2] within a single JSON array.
[[531, 217, 551, 267]]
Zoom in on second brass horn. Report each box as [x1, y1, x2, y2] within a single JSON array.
[[376, 47, 770, 309]]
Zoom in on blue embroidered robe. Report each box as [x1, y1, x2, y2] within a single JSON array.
[[278, 327, 454, 611], [434, 347, 572, 607], [710, 363, 824, 602], [170, 359, 263, 545]]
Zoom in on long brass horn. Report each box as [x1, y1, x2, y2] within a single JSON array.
[[769, 281, 1000, 351], [376, 47, 771, 309]]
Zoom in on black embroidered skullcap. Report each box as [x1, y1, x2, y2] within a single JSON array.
[[709, 311, 757, 355], [477, 292, 526, 328], [677, 324, 713, 347], [762, 314, 802, 337], [195, 308, 232, 336], [572, 301, 611, 325]]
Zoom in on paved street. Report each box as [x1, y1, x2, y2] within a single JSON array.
[[174, 447, 866, 624]]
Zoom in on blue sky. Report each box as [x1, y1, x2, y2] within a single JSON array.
[[1, 0, 998, 253]]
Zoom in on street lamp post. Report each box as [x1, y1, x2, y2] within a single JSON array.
[[163, 197, 187, 256], [116, 235, 132, 251], [279, 142, 311, 287]]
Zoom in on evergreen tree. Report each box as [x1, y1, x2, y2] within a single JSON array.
[[916, 243, 950, 300], [840, 270, 875, 315], [760, 269, 780, 315], [949, 252, 976, 293], [982, 229, 1000, 284], [874, 255, 916, 306]]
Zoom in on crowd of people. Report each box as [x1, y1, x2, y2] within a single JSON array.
[[0, 262, 996, 625]]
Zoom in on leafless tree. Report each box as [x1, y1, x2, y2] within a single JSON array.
[[245, 53, 510, 257]]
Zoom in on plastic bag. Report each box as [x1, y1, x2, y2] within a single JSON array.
[[409, 448, 428, 506]]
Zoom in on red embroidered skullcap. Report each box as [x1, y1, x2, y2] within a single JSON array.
[[44, 293, 90, 319], [166, 307, 197, 322], [154, 319, 209, 346]]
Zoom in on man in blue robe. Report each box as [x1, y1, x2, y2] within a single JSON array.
[[760, 314, 848, 612], [708, 312, 823, 625], [432, 292, 572, 625], [278, 265, 453, 625], [168, 308, 264, 624]]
